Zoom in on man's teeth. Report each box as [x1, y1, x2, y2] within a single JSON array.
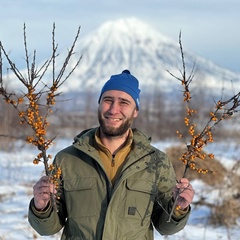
[[107, 117, 120, 121]]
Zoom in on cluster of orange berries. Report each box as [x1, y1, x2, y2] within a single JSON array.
[[27, 135, 52, 149], [175, 205, 181, 211], [181, 80, 192, 102], [48, 164, 62, 199], [4, 96, 25, 105], [23, 86, 49, 148], [33, 153, 52, 165], [176, 95, 216, 174], [48, 164, 62, 179], [190, 132, 212, 151], [47, 83, 58, 106], [18, 84, 57, 150], [186, 107, 197, 116], [205, 127, 213, 143], [4, 97, 16, 105], [215, 100, 223, 109], [183, 91, 191, 102], [2, 84, 52, 150], [179, 150, 213, 174], [176, 130, 183, 139], [184, 117, 189, 126], [185, 107, 197, 136], [210, 112, 218, 121], [214, 100, 236, 121], [188, 124, 196, 136], [178, 125, 215, 173]]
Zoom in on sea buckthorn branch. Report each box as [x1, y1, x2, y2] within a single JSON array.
[[179, 92, 240, 176], [170, 33, 240, 177], [166, 32, 240, 222], [0, 23, 82, 211]]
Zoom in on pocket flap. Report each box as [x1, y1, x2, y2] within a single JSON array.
[[64, 177, 96, 191], [126, 178, 157, 194]]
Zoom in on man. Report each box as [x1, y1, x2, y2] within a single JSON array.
[[28, 70, 194, 240]]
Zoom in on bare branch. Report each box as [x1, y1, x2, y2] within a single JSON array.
[[56, 26, 81, 87], [23, 23, 31, 83], [0, 42, 27, 85], [52, 22, 56, 84]]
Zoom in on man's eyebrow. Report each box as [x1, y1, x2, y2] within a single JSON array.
[[102, 96, 114, 100], [118, 97, 131, 103]]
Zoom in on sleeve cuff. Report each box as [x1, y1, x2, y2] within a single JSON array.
[[30, 198, 53, 219], [173, 206, 189, 217], [169, 198, 190, 220]]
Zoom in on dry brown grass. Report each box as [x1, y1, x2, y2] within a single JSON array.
[[210, 198, 240, 226]]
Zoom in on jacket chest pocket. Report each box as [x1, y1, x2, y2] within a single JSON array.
[[124, 179, 157, 221], [64, 177, 97, 218]]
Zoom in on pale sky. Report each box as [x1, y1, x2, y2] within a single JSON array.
[[1, 0, 240, 72]]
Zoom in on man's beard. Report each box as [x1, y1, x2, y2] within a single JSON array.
[[98, 110, 134, 137]]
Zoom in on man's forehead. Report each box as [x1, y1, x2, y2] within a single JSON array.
[[102, 90, 133, 101]]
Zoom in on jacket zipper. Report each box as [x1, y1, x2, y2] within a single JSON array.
[[111, 154, 115, 167]]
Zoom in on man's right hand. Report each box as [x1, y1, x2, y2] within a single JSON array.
[[33, 176, 56, 211]]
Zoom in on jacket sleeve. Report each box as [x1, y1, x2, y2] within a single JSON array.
[[152, 198, 190, 235], [28, 151, 68, 236], [151, 152, 191, 235], [28, 198, 66, 236]]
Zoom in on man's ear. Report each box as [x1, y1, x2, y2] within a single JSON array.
[[133, 109, 138, 118]]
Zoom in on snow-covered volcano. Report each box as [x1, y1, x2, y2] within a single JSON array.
[[4, 18, 240, 94]]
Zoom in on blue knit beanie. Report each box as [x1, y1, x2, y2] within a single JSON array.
[[98, 70, 141, 109]]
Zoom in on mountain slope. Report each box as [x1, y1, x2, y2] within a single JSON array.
[[5, 18, 240, 95]]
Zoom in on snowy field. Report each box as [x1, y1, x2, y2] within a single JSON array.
[[0, 138, 240, 240]]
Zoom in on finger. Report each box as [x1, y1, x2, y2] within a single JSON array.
[[49, 184, 57, 194], [35, 192, 51, 201], [33, 182, 52, 195], [33, 186, 51, 195], [34, 179, 51, 190], [39, 175, 50, 182], [34, 177, 55, 190], [179, 178, 189, 184], [33, 176, 57, 200], [39, 176, 51, 186], [33, 180, 49, 191], [179, 188, 194, 197], [178, 178, 190, 186], [176, 179, 191, 190]]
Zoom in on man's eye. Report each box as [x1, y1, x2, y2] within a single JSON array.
[[104, 99, 112, 103]]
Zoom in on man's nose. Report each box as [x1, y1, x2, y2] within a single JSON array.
[[108, 101, 120, 113]]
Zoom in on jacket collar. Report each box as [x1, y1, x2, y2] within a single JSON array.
[[73, 127, 154, 161]]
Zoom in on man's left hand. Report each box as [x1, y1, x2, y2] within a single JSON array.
[[173, 178, 195, 210]]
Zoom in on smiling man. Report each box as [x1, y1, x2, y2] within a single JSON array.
[[28, 70, 194, 240]]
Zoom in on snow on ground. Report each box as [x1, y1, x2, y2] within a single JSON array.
[[0, 138, 240, 240]]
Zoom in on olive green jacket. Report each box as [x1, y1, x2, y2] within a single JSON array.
[[28, 128, 190, 240]]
